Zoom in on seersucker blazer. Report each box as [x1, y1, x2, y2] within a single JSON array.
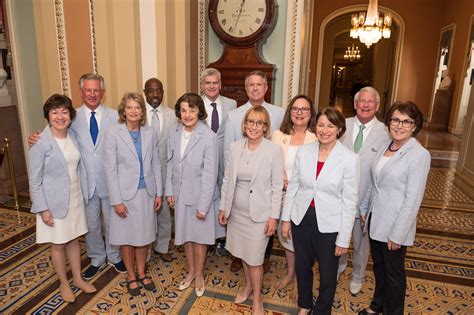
[[220, 138, 284, 223], [70, 105, 118, 200], [340, 116, 390, 217], [215, 95, 237, 192], [28, 125, 87, 219], [152, 104, 177, 194], [360, 137, 431, 246], [165, 120, 218, 213], [281, 141, 359, 248], [103, 124, 162, 206]]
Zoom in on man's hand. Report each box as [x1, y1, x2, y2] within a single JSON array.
[[28, 132, 41, 147], [154, 196, 162, 213]]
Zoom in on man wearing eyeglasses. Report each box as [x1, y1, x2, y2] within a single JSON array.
[[143, 78, 176, 263], [337, 86, 390, 295], [223, 70, 284, 273]]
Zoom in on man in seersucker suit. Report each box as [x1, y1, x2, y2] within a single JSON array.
[[337, 86, 390, 295]]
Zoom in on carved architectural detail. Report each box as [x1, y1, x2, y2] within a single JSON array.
[[54, 0, 70, 96], [198, 0, 207, 83], [88, 0, 98, 73]]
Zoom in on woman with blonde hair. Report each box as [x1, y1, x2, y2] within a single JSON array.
[[103, 92, 163, 296], [220, 106, 284, 314]]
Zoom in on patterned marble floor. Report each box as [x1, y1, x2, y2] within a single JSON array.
[[1, 130, 473, 314]]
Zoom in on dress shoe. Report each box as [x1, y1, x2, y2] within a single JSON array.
[[215, 241, 228, 256], [154, 251, 175, 262], [230, 257, 242, 272], [349, 281, 363, 295], [73, 279, 97, 293], [263, 258, 271, 274], [234, 289, 252, 304], [178, 276, 195, 290], [358, 308, 382, 315], [59, 284, 75, 303], [195, 285, 205, 297]]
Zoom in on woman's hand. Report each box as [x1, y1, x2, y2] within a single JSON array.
[[264, 218, 278, 236], [218, 210, 227, 225], [40, 210, 54, 226], [154, 196, 162, 213], [166, 196, 175, 207], [335, 246, 347, 256], [196, 210, 207, 220], [387, 240, 401, 251], [114, 203, 128, 218], [281, 221, 291, 239]]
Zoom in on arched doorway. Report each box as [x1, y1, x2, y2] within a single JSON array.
[[313, 5, 404, 118]]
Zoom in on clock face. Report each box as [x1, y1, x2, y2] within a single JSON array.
[[216, 0, 267, 38]]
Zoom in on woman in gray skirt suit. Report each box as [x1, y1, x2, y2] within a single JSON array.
[[165, 93, 218, 297], [219, 106, 284, 315], [103, 92, 162, 296]]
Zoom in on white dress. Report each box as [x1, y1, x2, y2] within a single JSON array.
[[36, 135, 88, 244]]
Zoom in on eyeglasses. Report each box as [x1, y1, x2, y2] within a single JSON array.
[[356, 99, 377, 106], [290, 107, 311, 114], [390, 117, 415, 128], [245, 119, 266, 128]]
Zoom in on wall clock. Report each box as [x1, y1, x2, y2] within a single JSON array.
[[208, 0, 278, 106]]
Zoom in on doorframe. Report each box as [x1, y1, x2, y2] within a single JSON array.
[[313, 5, 405, 111]]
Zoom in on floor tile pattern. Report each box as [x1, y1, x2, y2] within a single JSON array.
[[0, 130, 473, 314]]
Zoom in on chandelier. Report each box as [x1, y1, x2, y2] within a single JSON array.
[[350, 0, 392, 48], [344, 44, 361, 61]]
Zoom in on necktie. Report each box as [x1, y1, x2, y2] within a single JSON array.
[[210, 102, 219, 133], [90, 111, 98, 145], [151, 108, 160, 133], [353, 124, 366, 153]]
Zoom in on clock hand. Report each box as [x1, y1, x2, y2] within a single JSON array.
[[233, 0, 246, 34]]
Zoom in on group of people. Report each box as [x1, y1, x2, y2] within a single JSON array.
[[28, 69, 430, 315]]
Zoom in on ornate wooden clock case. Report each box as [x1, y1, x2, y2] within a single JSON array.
[[208, 0, 278, 106]]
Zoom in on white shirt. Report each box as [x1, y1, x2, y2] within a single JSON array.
[[146, 102, 164, 133], [203, 95, 223, 129], [352, 116, 377, 147], [84, 104, 104, 130], [375, 155, 391, 182], [180, 130, 192, 158]]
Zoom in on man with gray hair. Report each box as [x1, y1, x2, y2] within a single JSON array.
[[337, 86, 390, 295], [29, 73, 126, 279], [200, 68, 237, 256]]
